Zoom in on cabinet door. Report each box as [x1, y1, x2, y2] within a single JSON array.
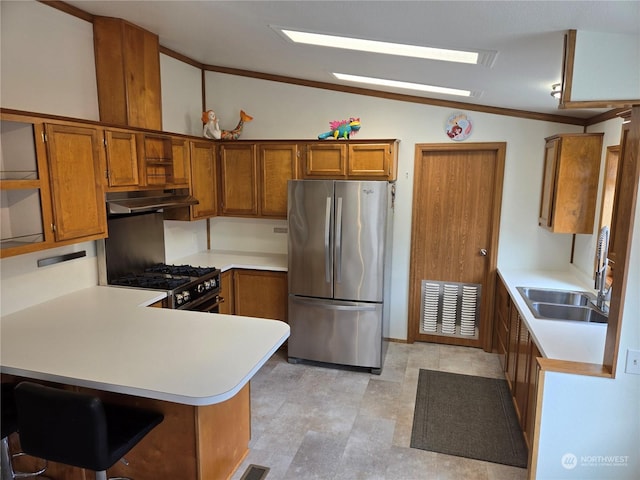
[[234, 270, 287, 322], [525, 340, 541, 449], [538, 138, 558, 229], [45, 124, 107, 242], [348, 143, 391, 178], [219, 270, 235, 315], [258, 143, 298, 218], [303, 144, 347, 178], [104, 129, 139, 188], [171, 138, 190, 187], [220, 144, 258, 216], [506, 306, 520, 393], [189, 141, 218, 219], [515, 319, 531, 427], [494, 277, 510, 370], [94, 17, 162, 130], [0, 119, 54, 257]]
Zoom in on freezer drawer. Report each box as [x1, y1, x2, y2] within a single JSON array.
[[288, 295, 382, 371]]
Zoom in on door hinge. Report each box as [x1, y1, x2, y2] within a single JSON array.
[[51, 224, 56, 232], [41, 132, 47, 143]]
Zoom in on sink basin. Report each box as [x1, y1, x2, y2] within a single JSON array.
[[517, 287, 594, 306], [529, 302, 608, 324], [516, 286, 607, 324]]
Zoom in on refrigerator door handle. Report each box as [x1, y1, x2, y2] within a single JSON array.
[[324, 196, 332, 284], [335, 196, 343, 283], [290, 297, 377, 312]]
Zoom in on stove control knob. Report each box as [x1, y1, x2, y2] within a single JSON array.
[[182, 291, 191, 302], [204, 280, 212, 290], [196, 283, 205, 294], [175, 293, 184, 305]]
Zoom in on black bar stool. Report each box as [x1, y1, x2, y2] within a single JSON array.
[[13, 382, 164, 480], [1, 383, 47, 480]]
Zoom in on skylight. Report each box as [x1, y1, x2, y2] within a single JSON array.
[[278, 28, 491, 65], [333, 73, 473, 97]]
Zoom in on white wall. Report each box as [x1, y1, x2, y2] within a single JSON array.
[[0, 1, 99, 120], [160, 54, 203, 137]]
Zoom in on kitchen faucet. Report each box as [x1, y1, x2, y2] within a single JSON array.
[[594, 226, 611, 312]]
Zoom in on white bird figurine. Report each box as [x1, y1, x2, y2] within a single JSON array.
[[201, 109, 253, 140]]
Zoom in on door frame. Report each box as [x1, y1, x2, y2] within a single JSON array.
[[407, 142, 506, 351]]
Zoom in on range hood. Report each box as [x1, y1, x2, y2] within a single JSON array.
[[106, 190, 198, 215]]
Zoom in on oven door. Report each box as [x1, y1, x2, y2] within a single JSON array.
[[179, 294, 223, 313]]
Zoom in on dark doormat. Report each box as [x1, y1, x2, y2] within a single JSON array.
[[410, 369, 528, 468]]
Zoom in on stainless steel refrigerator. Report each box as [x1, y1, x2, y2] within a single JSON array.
[[287, 180, 393, 374]]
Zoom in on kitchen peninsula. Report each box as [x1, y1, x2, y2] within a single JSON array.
[[0, 285, 289, 479]]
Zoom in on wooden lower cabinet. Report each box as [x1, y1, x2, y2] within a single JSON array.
[[219, 270, 235, 315], [494, 276, 542, 464], [233, 269, 288, 322]]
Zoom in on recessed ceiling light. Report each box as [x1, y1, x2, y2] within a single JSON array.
[[333, 72, 474, 97], [276, 27, 497, 66]]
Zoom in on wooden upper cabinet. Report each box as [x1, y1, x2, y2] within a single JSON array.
[[93, 16, 162, 130], [348, 143, 396, 179], [219, 143, 258, 216], [258, 143, 298, 218], [104, 129, 139, 188], [303, 140, 398, 180], [44, 124, 107, 242], [304, 143, 347, 177], [538, 133, 604, 233], [0, 118, 54, 258]]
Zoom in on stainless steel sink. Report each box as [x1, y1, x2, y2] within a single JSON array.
[[516, 286, 607, 324], [517, 287, 593, 306], [529, 302, 608, 324]]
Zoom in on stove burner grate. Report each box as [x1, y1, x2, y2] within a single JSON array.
[[144, 264, 217, 277]]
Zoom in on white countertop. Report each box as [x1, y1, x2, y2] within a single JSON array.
[[174, 250, 288, 272], [0, 286, 289, 406], [498, 268, 607, 364]]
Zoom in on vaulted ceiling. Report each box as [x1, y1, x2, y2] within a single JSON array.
[[67, 0, 639, 122]]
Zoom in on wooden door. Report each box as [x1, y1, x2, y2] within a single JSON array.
[[189, 141, 218, 219], [45, 124, 107, 242], [258, 143, 298, 218], [104, 129, 139, 187], [219, 143, 258, 216], [408, 143, 505, 349]]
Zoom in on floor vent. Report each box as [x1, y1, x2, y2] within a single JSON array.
[[420, 280, 481, 338], [240, 464, 270, 480]]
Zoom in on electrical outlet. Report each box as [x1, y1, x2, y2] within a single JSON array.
[[625, 349, 640, 375], [273, 227, 288, 234]]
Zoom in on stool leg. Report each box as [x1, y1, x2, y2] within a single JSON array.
[[1, 436, 14, 480]]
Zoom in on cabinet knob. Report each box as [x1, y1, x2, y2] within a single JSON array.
[[480, 248, 488, 256]]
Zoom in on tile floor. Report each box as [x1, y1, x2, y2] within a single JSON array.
[[232, 342, 529, 480]]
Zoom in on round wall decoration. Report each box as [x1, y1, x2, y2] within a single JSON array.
[[445, 112, 473, 141]]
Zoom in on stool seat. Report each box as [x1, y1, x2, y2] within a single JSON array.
[[1, 383, 48, 480], [14, 382, 163, 478]]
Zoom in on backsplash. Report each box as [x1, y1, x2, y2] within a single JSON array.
[[209, 217, 288, 255]]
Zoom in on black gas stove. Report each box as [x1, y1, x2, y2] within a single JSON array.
[[110, 263, 222, 311]]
